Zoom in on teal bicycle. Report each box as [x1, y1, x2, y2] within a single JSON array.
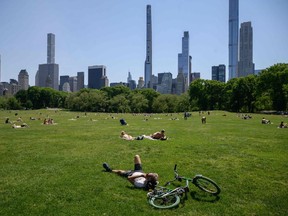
[[147, 164, 221, 209]]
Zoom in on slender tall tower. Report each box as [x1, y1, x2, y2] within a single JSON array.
[[47, 33, 55, 64], [178, 31, 190, 92], [36, 33, 59, 90], [144, 5, 152, 88], [229, 0, 239, 80], [238, 22, 254, 77]]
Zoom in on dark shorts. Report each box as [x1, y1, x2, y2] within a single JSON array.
[[120, 163, 143, 177]]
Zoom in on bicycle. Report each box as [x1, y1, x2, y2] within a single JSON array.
[[147, 164, 221, 209]]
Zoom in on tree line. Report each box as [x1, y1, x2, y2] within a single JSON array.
[[1, 63, 287, 113]]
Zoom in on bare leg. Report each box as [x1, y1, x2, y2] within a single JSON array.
[[112, 169, 126, 175], [134, 155, 141, 164]]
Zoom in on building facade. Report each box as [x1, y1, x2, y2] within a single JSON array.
[[77, 72, 85, 91], [88, 65, 108, 89], [60, 75, 69, 91], [212, 65, 226, 82], [36, 33, 59, 90], [238, 22, 254, 77], [137, 77, 144, 89], [178, 31, 190, 94], [18, 69, 29, 90], [157, 72, 172, 94], [47, 33, 55, 64], [229, 0, 239, 80], [36, 63, 59, 90], [144, 5, 152, 88], [191, 72, 200, 82]]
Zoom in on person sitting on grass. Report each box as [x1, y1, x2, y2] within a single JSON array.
[[278, 121, 287, 128], [262, 117, 271, 124], [150, 129, 167, 140], [103, 154, 159, 190]]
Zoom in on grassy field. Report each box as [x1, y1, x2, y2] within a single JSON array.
[[0, 109, 287, 216]]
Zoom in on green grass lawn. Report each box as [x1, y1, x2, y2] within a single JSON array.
[[0, 109, 287, 216]]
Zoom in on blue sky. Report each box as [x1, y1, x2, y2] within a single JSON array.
[[0, 0, 287, 85]]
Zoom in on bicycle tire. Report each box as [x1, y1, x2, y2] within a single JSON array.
[[148, 194, 181, 209], [193, 176, 221, 195]]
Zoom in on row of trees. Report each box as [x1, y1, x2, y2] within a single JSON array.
[[0, 63, 287, 113], [189, 63, 288, 112]]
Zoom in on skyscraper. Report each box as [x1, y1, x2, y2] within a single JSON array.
[[178, 31, 190, 93], [36, 33, 59, 90], [88, 65, 108, 89], [212, 65, 226, 82], [18, 69, 29, 90], [157, 72, 172, 94], [229, 0, 239, 80], [60, 75, 69, 91], [144, 5, 152, 88], [77, 72, 84, 91], [238, 22, 254, 77], [47, 33, 55, 64]]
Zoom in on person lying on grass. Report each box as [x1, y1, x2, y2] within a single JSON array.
[[12, 123, 29, 128], [120, 131, 134, 140], [103, 154, 159, 190], [120, 130, 167, 141]]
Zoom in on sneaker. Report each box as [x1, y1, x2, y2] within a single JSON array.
[[103, 163, 112, 172]]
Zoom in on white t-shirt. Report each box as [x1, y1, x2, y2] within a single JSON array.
[[131, 172, 146, 188]]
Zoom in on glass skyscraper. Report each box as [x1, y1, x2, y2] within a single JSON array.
[[88, 65, 108, 89], [238, 22, 254, 77], [36, 33, 59, 90], [178, 31, 190, 92], [229, 0, 239, 80], [144, 5, 152, 88]]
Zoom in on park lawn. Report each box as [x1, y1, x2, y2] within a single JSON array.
[[0, 109, 287, 216]]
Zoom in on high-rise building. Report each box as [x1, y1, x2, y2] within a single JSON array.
[[191, 72, 201, 82], [212, 65, 226, 82], [238, 22, 254, 77], [88, 65, 108, 89], [229, 0, 239, 80], [60, 75, 69, 91], [176, 72, 185, 95], [36, 33, 59, 90], [47, 33, 55, 64], [69, 76, 77, 92], [137, 77, 144, 89], [127, 71, 132, 83], [157, 72, 172, 94], [36, 63, 59, 90], [77, 72, 84, 91], [144, 5, 152, 88], [178, 31, 190, 89], [18, 69, 29, 90]]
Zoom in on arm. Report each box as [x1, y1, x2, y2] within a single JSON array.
[[127, 173, 146, 183]]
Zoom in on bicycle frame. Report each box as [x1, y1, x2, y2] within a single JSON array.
[[147, 164, 221, 208]]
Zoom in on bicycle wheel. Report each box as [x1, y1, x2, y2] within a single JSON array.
[[193, 176, 221, 195], [148, 194, 181, 209]]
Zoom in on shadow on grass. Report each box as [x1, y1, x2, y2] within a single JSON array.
[[190, 191, 220, 203]]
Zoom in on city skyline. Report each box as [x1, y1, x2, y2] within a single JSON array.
[[0, 0, 287, 85]]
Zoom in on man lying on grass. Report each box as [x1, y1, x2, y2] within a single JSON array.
[[103, 154, 159, 190]]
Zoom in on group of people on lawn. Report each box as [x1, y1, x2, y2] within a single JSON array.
[[120, 129, 167, 141], [102, 129, 167, 190]]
